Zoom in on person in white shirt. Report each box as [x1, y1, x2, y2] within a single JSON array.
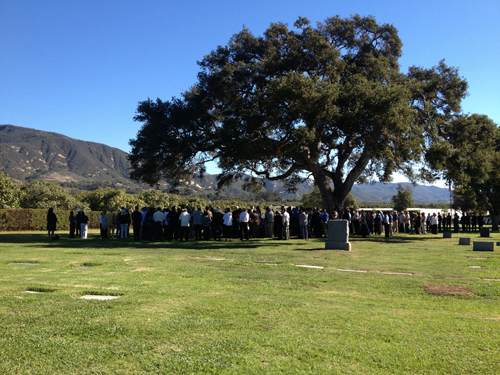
[[239, 208, 250, 240], [421, 213, 427, 234], [153, 207, 164, 241], [223, 208, 233, 241], [282, 207, 290, 240], [430, 213, 439, 234], [179, 209, 191, 241]]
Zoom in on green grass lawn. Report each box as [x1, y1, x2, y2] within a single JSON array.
[[1, 230, 499, 374]]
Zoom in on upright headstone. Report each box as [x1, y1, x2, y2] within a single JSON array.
[[443, 232, 452, 238], [473, 241, 494, 252], [325, 220, 351, 251], [480, 227, 490, 238], [459, 237, 471, 245]]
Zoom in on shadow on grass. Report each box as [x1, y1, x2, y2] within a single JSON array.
[[2, 231, 494, 250], [0, 232, 268, 250]]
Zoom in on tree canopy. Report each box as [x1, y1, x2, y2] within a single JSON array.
[[392, 183, 413, 212], [20, 180, 78, 210], [129, 15, 468, 212], [0, 173, 21, 209], [426, 114, 500, 229]]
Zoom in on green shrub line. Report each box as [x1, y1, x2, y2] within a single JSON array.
[[0, 209, 100, 231]]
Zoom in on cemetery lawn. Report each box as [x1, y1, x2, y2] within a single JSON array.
[[1, 231, 499, 374]]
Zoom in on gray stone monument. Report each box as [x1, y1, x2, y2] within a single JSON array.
[[480, 227, 490, 238], [459, 237, 471, 245], [325, 220, 351, 251], [473, 241, 494, 251], [443, 232, 452, 238]]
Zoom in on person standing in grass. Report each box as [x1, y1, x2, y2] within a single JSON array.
[[120, 209, 130, 239], [179, 208, 191, 241], [471, 213, 477, 232], [239, 208, 250, 240], [75, 209, 82, 238], [47, 207, 57, 240], [420, 213, 427, 234], [478, 213, 484, 230], [100, 210, 108, 239], [223, 208, 233, 241], [202, 210, 212, 240], [132, 206, 143, 241], [153, 207, 164, 241], [282, 207, 290, 240], [383, 212, 391, 237], [107, 207, 116, 240], [453, 213, 460, 233], [80, 211, 89, 239], [320, 209, 329, 238], [275, 209, 283, 240], [446, 212, 453, 230], [192, 207, 203, 241], [213, 208, 224, 241], [360, 210, 368, 238], [414, 213, 420, 234], [298, 207, 308, 240], [266, 207, 275, 238], [430, 213, 438, 234]]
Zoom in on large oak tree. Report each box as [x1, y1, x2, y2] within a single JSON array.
[[129, 15, 468, 212]]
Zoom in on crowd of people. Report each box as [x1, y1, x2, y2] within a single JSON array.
[[47, 206, 487, 241]]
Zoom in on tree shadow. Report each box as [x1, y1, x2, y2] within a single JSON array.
[[1, 231, 485, 250], [0, 232, 268, 250]]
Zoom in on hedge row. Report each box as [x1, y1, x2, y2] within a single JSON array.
[[0, 209, 101, 232]]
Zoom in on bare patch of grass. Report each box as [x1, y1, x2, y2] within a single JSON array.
[[131, 267, 154, 272], [424, 283, 475, 296]]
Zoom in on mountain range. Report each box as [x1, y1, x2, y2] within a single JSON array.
[[0, 124, 450, 203]]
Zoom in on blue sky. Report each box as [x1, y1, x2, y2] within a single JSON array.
[[1, 0, 499, 183]]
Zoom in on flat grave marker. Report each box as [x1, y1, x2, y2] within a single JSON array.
[[80, 295, 119, 300], [10, 263, 38, 266], [380, 271, 413, 276], [255, 262, 280, 265], [295, 265, 324, 269], [337, 269, 368, 273]]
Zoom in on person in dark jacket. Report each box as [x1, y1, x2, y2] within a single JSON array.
[[212, 208, 224, 241], [75, 210, 82, 238], [47, 207, 57, 240], [80, 211, 89, 239], [202, 210, 212, 240], [132, 206, 143, 241]]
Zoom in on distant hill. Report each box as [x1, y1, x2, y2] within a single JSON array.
[[351, 182, 450, 204], [0, 124, 132, 188], [0, 124, 450, 203]]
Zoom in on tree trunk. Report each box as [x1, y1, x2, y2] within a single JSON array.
[[315, 178, 347, 213]]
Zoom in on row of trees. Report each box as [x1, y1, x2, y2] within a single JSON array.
[[0, 173, 271, 212]]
